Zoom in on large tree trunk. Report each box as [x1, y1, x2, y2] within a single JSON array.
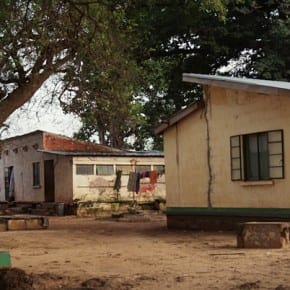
[[0, 70, 53, 127]]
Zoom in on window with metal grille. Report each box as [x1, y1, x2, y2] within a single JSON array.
[[230, 130, 284, 181], [115, 164, 132, 175], [135, 165, 151, 173], [76, 164, 94, 175], [153, 165, 165, 174], [33, 162, 40, 186], [96, 165, 114, 175]]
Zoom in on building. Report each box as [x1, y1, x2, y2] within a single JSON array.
[[0, 130, 165, 204], [155, 73, 290, 230]]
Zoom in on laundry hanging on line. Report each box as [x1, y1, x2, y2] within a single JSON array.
[[127, 172, 140, 193], [127, 170, 160, 193], [139, 171, 158, 184], [113, 170, 122, 191]]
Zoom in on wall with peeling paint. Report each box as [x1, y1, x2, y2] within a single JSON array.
[[0, 131, 44, 201], [0, 131, 165, 203], [0, 132, 74, 202], [164, 85, 290, 209], [163, 107, 208, 207], [72, 156, 165, 201], [209, 86, 290, 208]]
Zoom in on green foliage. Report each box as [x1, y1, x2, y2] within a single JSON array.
[[125, 0, 290, 149], [0, 0, 135, 132], [1, 0, 289, 151]]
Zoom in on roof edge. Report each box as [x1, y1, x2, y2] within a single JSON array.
[[182, 73, 290, 96], [155, 101, 204, 135], [38, 149, 164, 157]]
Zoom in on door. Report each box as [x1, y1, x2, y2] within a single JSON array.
[[44, 160, 55, 202], [4, 166, 13, 201]]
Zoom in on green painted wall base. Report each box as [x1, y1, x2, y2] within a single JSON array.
[[166, 207, 290, 218]]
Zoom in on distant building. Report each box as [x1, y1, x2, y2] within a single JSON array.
[[156, 73, 290, 230], [0, 130, 165, 203]]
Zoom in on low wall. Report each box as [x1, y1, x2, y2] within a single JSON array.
[[76, 199, 166, 218]]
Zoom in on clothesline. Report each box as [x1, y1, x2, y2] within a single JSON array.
[[113, 170, 163, 194], [127, 170, 161, 193]]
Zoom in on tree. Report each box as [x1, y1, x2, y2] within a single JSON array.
[[61, 55, 139, 148], [2, 1, 289, 151], [58, 0, 232, 149], [0, 0, 132, 129], [223, 0, 290, 80], [125, 0, 290, 149], [121, 0, 234, 149]]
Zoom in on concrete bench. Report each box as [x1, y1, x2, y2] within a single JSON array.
[[237, 222, 290, 249], [0, 215, 49, 231]]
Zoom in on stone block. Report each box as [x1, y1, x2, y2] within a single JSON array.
[[7, 219, 26, 231], [237, 222, 290, 249], [0, 220, 7, 232], [26, 218, 48, 230]]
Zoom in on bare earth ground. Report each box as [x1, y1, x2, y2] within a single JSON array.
[[1, 212, 290, 290]]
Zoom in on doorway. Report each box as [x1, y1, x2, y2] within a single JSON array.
[[4, 166, 14, 201], [44, 160, 55, 202]]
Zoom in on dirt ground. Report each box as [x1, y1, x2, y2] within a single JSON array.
[[1, 212, 290, 290]]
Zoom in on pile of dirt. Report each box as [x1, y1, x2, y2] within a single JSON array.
[[0, 268, 70, 290], [0, 268, 33, 290], [0, 268, 143, 290]]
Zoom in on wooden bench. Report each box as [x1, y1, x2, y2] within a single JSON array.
[[237, 222, 290, 249]]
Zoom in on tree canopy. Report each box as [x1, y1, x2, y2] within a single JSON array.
[[1, 0, 289, 150], [126, 0, 290, 149], [0, 0, 134, 129]]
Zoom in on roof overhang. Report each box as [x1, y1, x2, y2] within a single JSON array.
[[155, 74, 290, 135], [183, 73, 290, 97], [38, 149, 164, 157], [155, 101, 204, 134]]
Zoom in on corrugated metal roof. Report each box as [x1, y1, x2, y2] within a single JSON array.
[[183, 73, 290, 96], [155, 74, 290, 134], [38, 149, 164, 157]]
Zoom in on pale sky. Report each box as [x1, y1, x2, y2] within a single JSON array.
[[1, 79, 82, 139]]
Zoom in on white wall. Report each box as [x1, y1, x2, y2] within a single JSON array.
[[72, 156, 165, 201]]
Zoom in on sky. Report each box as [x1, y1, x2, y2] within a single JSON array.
[[1, 79, 82, 140]]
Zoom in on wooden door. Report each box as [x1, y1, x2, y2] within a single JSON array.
[[44, 160, 55, 202]]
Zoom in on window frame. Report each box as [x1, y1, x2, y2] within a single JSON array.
[[76, 164, 94, 175], [115, 164, 132, 175], [135, 165, 151, 173], [230, 130, 284, 181], [153, 164, 165, 174], [32, 162, 41, 187], [95, 164, 114, 176], [243, 132, 270, 181]]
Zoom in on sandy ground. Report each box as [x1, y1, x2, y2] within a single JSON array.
[[1, 212, 290, 290]]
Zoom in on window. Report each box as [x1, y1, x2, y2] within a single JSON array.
[[76, 164, 94, 175], [135, 165, 151, 173], [116, 165, 132, 175], [230, 130, 284, 181], [33, 162, 40, 186], [96, 165, 114, 175], [153, 165, 165, 174]]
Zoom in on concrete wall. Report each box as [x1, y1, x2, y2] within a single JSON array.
[[164, 111, 208, 207], [43, 153, 73, 203], [0, 132, 74, 203], [0, 131, 45, 201], [164, 86, 290, 210], [209, 86, 290, 208], [72, 156, 165, 201], [0, 131, 165, 203]]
